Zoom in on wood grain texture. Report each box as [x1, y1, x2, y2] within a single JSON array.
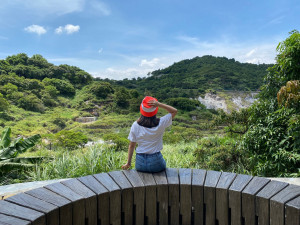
[[285, 196, 300, 225], [204, 170, 221, 225], [179, 168, 192, 225], [0, 213, 31, 225], [123, 170, 145, 225], [0, 200, 45, 225], [62, 179, 97, 225], [153, 170, 168, 225], [109, 171, 133, 225], [256, 180, 288, 225], [228, 174, 253, 225], [26, 187, 72, 225], [5, 193, 58, 225], [166, 168, 180, 225], [138, 171, 157, 225], [216, 172, 236, 225], [192, 169, 206, 225], [45, 182, 85, 225], [93, 172, 121, 225], [270, 184, 300, 225], [77, 175, 109, 225], [242, 177, 270, 225]]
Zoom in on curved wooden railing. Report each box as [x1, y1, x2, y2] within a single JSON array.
[[0, 168, 299, 225]]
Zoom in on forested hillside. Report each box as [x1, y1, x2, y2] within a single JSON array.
[[112, 55, 272, 100]]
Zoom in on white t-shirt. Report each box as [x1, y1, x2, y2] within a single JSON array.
[[128, 113, 172, 154]]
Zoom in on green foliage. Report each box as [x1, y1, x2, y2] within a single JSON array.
[[115, 88, 130, 108], [242, 103, 299, 176], [0, 127, 42, 175], [30, 144, 126, 180], [193, 136, 244, 172], [88, 81, 114, 98], [18, 93, 45, 112], [42, 78, 75, 96], [115, 55, 271, 100], [165, 97, 201, 111], [102, 133, 130, 151], [242, 30, 300, 177], [0, 93, 9, 112], [261, 30, 300, 99], [54, 130, 88, 150]]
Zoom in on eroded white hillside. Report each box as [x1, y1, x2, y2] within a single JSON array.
[[197, 92, 259, 113]]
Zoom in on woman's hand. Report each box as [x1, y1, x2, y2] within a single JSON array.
[[122, 163, 131, 170], [148, 99, 159, 107]]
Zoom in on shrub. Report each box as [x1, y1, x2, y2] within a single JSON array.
[[193, 136, 244, 172], [54, 130, 88, 150], [102, 133, 129, 151], [18, 94, 45, 112]]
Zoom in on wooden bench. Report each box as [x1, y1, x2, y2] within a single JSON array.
[[0, 168, 299, 225]]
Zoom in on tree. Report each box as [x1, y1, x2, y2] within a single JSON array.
[[0, 93, 9, 112], [89, 82, 114, 98], [241, 30, 300, 177], [54, 130, 88, 150]]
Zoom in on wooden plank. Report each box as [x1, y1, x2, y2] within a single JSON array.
[[242, 177, 270, 225], [204, 170, 221, 225], [78, 175, 110, 225], [256, 180, 288, 225], [166, 168, 179, 225], [285, 196, 300, 225], [270, 184, 300, 225], [26, 187, 72, 225], [192, 169, 206, 225], [216, 172, 237, 225], [179, 168, 192, 225], [228, 174, 253, 225], [138, 171, 157, 225], [0, 200, 45, 225], [45, 182, 85, 225], [94, 172, 121, 225], [123, 170, 145, 225], [0, 213, 31, 225], [153, 170, 168, 225], [109, 171, 133, 225], [5, 193, 59, 225], [62, 178, 97, 225]]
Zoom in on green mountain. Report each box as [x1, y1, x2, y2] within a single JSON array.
[[113, 55, 273, 100]]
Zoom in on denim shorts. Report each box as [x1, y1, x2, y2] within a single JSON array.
[[135, 151, 166, 173]]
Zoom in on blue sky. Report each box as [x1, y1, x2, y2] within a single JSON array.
[[0, 0, 299, 80]]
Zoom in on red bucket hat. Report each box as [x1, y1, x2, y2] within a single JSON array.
[[140, 96, 159, 117]]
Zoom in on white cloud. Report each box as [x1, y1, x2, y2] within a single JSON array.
[[55, 24, 80, 34], [55, 26, 63, 34], [140, 58, 164, 68], [93, 67, 150, 80], [65, 24, 80, 34], [19, 0, 84, 16], [24, 25, 47, 35], [176, 35, 277, 64], [98, 48, 103, 54], [89, 0, 111, 16], [246, 49, 256, 57]]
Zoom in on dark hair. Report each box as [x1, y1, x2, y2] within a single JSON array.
[[137, 115, 160, 128]]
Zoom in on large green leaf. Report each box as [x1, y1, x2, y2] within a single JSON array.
[[0, 134, 41, 160], [0, 127, 11, 149]]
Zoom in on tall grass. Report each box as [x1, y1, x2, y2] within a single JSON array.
[[30, 144, 127, 181]]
